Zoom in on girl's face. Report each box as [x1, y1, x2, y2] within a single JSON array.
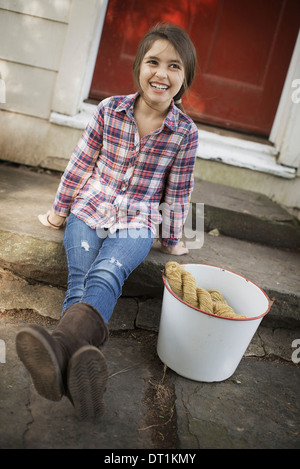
[[139, 39, 185, 112]]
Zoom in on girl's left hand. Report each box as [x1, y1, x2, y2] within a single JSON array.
[[160, 241, 189, 256], [38, 209, 66, 230]]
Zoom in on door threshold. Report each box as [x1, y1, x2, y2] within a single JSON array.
[[196, 123, 295, 179], [195, 121, 273, 146]]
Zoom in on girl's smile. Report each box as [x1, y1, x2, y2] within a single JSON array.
[[138, 39, 185, 112]]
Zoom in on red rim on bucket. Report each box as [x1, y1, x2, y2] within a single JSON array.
[[162, 263, 273, 321]]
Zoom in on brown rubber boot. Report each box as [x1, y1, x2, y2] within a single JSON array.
[[16, 302, 109, 406]]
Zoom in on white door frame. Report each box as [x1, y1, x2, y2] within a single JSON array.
[[270, 30, 300, 169]]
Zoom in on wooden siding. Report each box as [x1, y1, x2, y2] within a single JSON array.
[[0, 0, 71, 23], [0, 0, 71, 118]]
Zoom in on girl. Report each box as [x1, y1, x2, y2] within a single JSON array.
[[16, 23, 198, 420]]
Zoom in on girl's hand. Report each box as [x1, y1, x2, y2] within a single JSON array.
[[38, 209, 66, 230], [160, 241, 189, 256]]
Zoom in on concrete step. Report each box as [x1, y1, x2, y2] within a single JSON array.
[[192, 178, 300, 250], [0, 163, 299, 327]]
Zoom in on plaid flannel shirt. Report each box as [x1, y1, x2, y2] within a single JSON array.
[[53, 93, 199, 247]]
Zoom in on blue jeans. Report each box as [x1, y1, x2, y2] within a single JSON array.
[[63, 214, 154, 323]]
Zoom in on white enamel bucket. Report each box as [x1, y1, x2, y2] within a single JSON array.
[[157, 264, 272, 382]]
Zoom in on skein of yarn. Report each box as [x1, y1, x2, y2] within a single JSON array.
[[164, 262, 247, 319], [196, 288, 214, 315]]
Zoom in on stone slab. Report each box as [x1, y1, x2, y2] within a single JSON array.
[[0, 319, 153, 449], [0, 267, 138, 330], [1, 313, 300, 449], [192, 178, 300, 249], [175, 357, 300, 449]]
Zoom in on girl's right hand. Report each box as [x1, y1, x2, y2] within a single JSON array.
[[38, 209, 66, 230]]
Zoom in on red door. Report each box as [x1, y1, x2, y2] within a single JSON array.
[[89, 0, 300, 137]]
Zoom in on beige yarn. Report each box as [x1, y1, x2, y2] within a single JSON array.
[[165, 262, 247, 319], [207, 289, 225, 303], [196, 288, 214, 315], [181, 269, 198, 308], [164, 261, 183, 298]]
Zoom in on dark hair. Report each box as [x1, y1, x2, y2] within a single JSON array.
[[133, 23, 197, 113]]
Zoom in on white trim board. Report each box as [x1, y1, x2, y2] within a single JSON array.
[[196, 129, 295, 179]]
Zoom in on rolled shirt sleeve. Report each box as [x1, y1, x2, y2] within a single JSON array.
[[160, 123, 199, 247], [52, 102, 104, 216]]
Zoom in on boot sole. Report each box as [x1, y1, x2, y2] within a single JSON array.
[[16, 327, 64, 401], [67, 346, 108, 421]]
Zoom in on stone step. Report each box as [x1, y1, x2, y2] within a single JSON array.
[[0, 163, 299, 327], [1, 163, 299, 250], [192, 178, 300, 250]]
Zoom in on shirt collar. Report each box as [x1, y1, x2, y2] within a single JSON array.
[[115, 92, 180, 132]]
